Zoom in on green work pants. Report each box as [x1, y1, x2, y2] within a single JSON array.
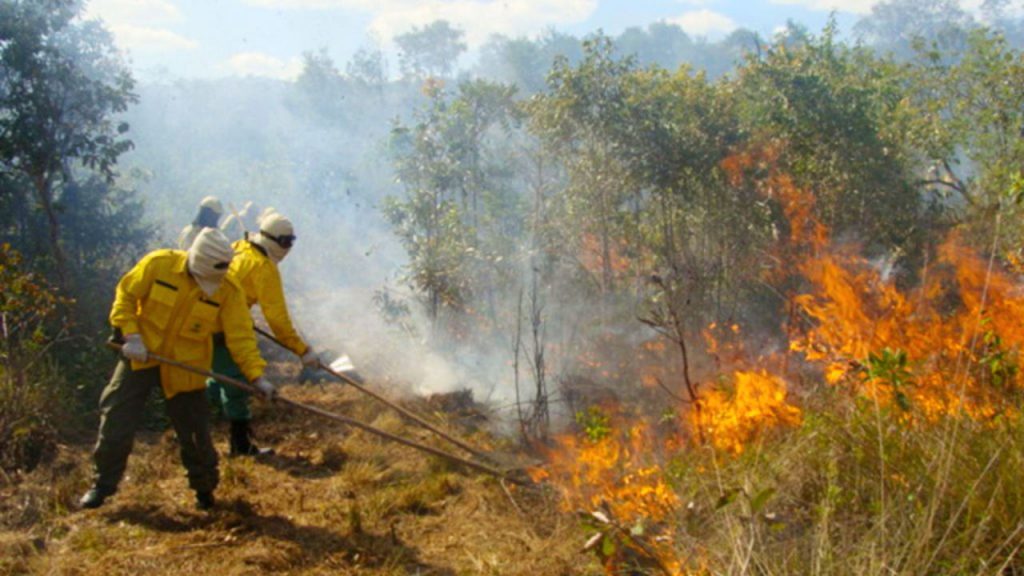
[[206, 339, 252, 422], [91, 360, 219, 494]]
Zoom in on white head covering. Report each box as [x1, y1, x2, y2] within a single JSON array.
[[252, 211, 294, 264], [188, 228, 234, 296], [199, 196, 224, 215]]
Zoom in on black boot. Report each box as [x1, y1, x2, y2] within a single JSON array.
[[79, 485, 115, 510], [229, 420, 273, 457], [195, 491, 216, 510]]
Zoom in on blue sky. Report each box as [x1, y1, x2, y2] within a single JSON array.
[[79, 0, 928, 81]]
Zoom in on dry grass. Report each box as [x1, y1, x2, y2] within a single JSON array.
[[0, 380, 592, 575], [654, 395, 1024, 574]]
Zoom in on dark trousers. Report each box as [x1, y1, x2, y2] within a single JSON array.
[[91, 360, 219, 494], [206, 339, 252, 421]]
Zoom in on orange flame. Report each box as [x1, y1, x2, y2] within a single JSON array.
[[536, 140, 1023, 573], [736, 141, 1024, 422], [691, 370, 803, 454], [537, 420, 684, 574], [579, 232, 633, 279]]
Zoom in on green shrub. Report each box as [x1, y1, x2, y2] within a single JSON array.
[[0, 244, 69, 473]]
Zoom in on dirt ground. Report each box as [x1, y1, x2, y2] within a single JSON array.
[[0, 381, 593, 575]]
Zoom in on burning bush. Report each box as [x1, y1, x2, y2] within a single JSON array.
[[690, 370, 802, 455], [531, 145, 1024, 573]]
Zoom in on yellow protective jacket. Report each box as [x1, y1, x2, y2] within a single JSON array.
[[228, 239, 309, 356], [109, 249, 266, 398]]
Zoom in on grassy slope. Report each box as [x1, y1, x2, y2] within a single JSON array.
[[0, 381, 590, 576]]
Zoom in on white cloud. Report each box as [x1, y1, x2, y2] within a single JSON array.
[[242, 0, 598, 47], [766, 0, 878, 15], [243, 0, 363, 6], [86, 0, 198, 53], [85, 0, 183, 24], [769, 0, 1024, 17], [373, 0, 597, 47], [225, 52, 305, 80], [669, 9, 737, 37], [109, 24, 198, 51]]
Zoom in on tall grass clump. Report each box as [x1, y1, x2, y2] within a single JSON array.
[[678, 396, 1024, 574]]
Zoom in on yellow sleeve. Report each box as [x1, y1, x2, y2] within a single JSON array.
[[256, 261, 309, 356], [109, 252, 155, 335], [221, 281, 267, 382]]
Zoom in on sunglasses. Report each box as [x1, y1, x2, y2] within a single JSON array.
[[263, 231, 296, 249]]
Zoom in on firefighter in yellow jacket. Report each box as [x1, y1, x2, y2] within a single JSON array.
[[79, 229, 276, 510], [207, 210, 317, 455]]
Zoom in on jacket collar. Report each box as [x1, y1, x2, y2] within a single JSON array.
[[172, 250, 189, 274], [246, 239, 269, 258]]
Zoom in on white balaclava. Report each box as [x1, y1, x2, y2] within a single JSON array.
[[188, 228, 235, 296], [193, 196, 224, 230], [199, 195, 224, 214], [252, 211, 295, 264]]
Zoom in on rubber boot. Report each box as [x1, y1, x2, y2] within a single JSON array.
[[79, 485, 115, 510], [195, 491, 216, 510], [229, 420, 273, 457]]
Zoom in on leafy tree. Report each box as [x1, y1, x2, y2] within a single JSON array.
[[775, 20, 812, 48], [385, 79, 518, 326], [856, 0, 975, 60], [528, 35, 638, 296], [476, 30, 589, 94], [293, 48, 348, 121], [527, 33, 782, 409], [981, 0, 1024, 49], [735, 22, 924, 259], [346, 45, 388, 92], [395, 20, 467, 80], [624, 66, 770, 319], [614, 22, 693, 71], [0, 2, 151, 430], [900, 29, 1024, 244], [0, 0, 136, 286], [537, 29, 585, 68], [477, 35, 549, 94], [59, 174, 152, 329]]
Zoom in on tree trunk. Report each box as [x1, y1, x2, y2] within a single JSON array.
[[32, 172, 67, 290]]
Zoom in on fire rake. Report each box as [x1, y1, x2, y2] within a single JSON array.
[[255, 327, 498, 464], [106, 341, 528, 486]]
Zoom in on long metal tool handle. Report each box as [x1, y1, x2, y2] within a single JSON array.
[[255, 326, 495, 464], [106, 342, 527, 485]]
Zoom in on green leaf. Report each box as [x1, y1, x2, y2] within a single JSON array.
[[601, 535, 617, 557], [895, 391, 911, 412], [750, 488, 776, 514], [716, 489, 739, 510]]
